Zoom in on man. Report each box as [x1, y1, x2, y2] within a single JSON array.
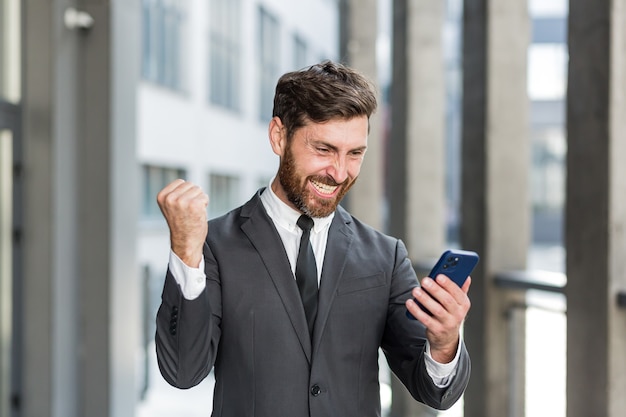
[[155, 61, 471, 417]]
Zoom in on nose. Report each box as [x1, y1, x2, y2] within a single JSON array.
[[328, 155, 349, 184]]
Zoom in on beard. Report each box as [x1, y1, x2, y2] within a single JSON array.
[[277, 145, 356, 218]]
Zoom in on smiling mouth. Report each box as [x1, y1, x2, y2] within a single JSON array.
[[310, 178, 339, 196]]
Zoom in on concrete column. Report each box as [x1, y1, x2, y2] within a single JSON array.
[[340, 0, 384, 230], [389, 0, 446, 262], [404, 0, 446, 261], [21, 1, 139, 416], [76, 2, 112, 417], [461, 1, 530, 416], [0, 101, 20, 417], [22, 2, 56, 416], [388, 1, 445, 416], [110, 1, 141, 416], [566, 1, 626, 416]]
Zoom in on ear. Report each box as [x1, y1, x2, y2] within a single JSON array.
[[268, 116, 287, 157]]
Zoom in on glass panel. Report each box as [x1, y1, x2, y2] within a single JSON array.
[[292, 34, 308, 70], [208, 173, 240, 218], [141, 0, 188, 91], [209, 0, 241, 111], [141, 165, 186, 220], [0, 129, 13, 417], [0, 0, 21, 103], [258, 7, 279, 121]]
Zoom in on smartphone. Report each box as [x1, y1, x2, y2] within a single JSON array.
[[406, 249, 479, 319]]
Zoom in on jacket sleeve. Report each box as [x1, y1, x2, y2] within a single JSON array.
[[381, 239, 471, 410], [155, 240, 222, 389]]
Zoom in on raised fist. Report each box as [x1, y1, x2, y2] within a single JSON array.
[[156, 179, 209, 267]]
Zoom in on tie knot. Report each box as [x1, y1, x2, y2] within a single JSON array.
[[297, 215, 314, 232]]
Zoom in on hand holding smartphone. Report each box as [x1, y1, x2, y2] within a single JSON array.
[[406, 249, 479, 319]]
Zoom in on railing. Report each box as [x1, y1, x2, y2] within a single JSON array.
[[494, 269, 567, 417], [494, 269, 566, 294], [496, 270, 626, 309]]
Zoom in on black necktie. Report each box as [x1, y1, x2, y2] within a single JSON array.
[[296, 215, 318, 336]]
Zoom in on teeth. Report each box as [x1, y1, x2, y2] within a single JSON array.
[[311, 179, 337, 195]]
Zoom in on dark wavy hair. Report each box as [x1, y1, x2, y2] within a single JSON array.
[[272, 60, 378, 140]]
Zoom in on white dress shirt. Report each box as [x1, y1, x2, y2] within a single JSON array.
[[168, 181, 460, 387]]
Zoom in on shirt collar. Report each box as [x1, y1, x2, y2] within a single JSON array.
[[260, 177, 335, 234]]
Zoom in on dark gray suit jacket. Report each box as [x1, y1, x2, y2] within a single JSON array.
[[156, 189, 470, 417]]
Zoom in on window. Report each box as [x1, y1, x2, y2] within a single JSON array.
[[292, 34, 308, 70], [141, 0, 188, 91], [258, 7, 280, 121], [142, 165, 186, 220], [209, 0, 242, 111], [208, 173, 240, 218], [527, 43, 567, 101]]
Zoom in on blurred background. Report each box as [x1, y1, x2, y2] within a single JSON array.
[[2, 0, 625, 416]]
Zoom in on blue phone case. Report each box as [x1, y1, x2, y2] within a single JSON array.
[[406, 249, 479, 319]]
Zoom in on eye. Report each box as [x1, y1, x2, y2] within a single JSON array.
[[317, 147, 330, 154]]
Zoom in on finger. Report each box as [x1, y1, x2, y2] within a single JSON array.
[[411, 285, 446, 318], [422, 276, 469, 319], [421, 276, 456, 308], [159, 178, 187, 195], [434, 274, 469, 302], [166, 181, 201, 200], [156, 179, 186, 205], [461, 276, 472, 294], [162, 182, 206, 210], [433, 274, 471, 319], [169, 183, 206, 204], [405, 297, 436, 325], [434, 274, 463, 292]]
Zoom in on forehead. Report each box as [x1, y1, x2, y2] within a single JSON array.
[[296, 116, 369, 148]]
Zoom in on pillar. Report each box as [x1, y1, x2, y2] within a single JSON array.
[[21, 1, 139, 416], [340, 0, 384, 230], [461, 0, 530, 416], [566, 0, 626, 416], [389, 0, 446, 261], [388, 0, 446, 415]]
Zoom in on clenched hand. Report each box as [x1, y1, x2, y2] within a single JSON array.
[[156, 179, 209, 268]]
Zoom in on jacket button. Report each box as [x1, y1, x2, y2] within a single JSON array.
[[310, 385, 321, 396]]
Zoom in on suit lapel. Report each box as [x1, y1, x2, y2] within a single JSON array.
[[312, 207, 354, 352], [239, 191, 313, 362]]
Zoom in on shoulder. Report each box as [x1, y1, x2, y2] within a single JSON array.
[[207, 189, 274, 240], [335, 205, 402, 248]]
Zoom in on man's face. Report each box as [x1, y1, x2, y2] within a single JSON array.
[[270, 116, 369, 218]]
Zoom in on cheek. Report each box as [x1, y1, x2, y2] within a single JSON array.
[[306, 158, 332, 174], [347, 159, 363, 177]]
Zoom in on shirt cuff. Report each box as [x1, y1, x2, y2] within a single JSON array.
[[169, 250, 206, 300], [423, 337, 462, 388]]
